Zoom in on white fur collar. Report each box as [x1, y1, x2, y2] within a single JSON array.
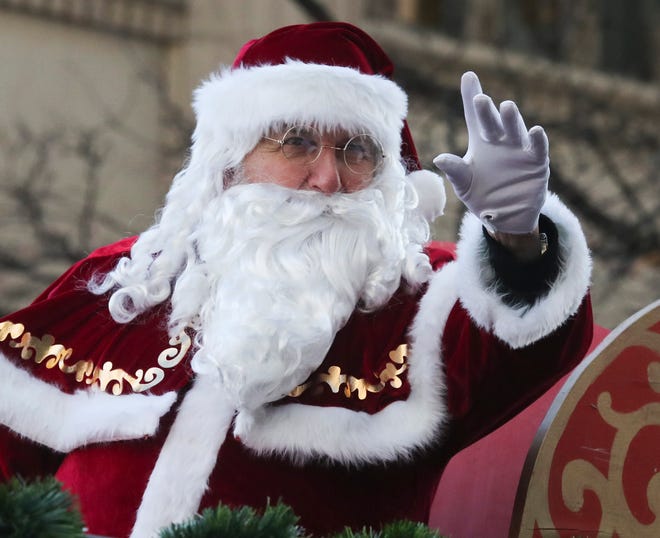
[[129, 267, 457, 535]]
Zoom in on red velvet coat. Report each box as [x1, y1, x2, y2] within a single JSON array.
[[0, 202, 593, 537]]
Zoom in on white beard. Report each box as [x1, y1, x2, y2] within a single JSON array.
[[168, 180, 429, 417]]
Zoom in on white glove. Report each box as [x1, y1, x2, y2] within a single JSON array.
[[433, 71, 549, 234]]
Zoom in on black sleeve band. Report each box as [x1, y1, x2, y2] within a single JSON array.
[[483, 214, 561, 307]]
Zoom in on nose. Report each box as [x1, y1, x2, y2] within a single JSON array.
[[305, 147, 342, 194]]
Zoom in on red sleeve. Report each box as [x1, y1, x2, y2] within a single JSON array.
[[0, 240, 135, 481], [441, 294, 594, 454], [0, 426, 64, 482]]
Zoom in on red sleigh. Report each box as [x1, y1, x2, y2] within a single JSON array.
[[431, 299, 660, 538]]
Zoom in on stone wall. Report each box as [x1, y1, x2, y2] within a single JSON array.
[[0, 1, 657, 329], [0, 0, 365, 313]]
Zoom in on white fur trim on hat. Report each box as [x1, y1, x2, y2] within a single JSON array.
[[190, 60, 408, 172], [406, 170, 446, 222]]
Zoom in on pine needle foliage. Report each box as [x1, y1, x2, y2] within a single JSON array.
[[159, 501, 305, 538], [0, 476, 85, 538], [331, 520, 444, 538], [160, 501, 447, 538], [0, 476, 447, 538]]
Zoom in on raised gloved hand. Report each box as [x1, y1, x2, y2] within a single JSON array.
[[433, 71, 549, 234]]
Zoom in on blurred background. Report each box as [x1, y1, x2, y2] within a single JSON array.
[[0, 0, 658, 329]]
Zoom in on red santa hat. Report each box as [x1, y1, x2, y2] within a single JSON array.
[[189, 22, 445, 220]]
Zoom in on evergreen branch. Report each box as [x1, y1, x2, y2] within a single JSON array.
[[0, 477, 84, 538], [159, 501, 304, 538], [0, 477, 447, 538], [332, 519, 445, 537]]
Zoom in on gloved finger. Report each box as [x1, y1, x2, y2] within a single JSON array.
[[474, 94, 505, 143], [528, 125, 549, 162], [500, 100, 529, 148], [433, 153, 472, 195], [460, 71, 483, 139]]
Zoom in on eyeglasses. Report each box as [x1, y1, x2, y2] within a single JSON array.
[[263, 125, 385, 176]]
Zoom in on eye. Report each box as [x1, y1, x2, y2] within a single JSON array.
[[344, 136, 376, 164], [341, 134, 384, 176], [282, 127, 320, 158], [282, 135, 307, 147]]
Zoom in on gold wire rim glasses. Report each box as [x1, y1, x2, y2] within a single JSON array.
[[262, 125, 385, 176]]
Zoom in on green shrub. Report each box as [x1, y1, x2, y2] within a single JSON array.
[[331, 520, 444, 537], [0, 477, 447, 538], [159, 501, 304, 538], [0, 477, 84, 538]]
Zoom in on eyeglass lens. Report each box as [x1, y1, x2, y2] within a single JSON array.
[[278, 126, 383, 175]]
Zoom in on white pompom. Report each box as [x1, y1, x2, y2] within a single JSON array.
[[407, 170, 446, 222]]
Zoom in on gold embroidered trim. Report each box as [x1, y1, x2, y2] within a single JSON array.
[[289, 343, 408, 400], [0, 320, 191, 395]]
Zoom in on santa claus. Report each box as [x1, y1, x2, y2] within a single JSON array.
[[0, 22, 592, 538]]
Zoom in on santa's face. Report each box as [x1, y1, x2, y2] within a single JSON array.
[[241, 124, 384, 194]]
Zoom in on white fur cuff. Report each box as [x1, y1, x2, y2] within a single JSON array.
[[454, 193, 591, 348]]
